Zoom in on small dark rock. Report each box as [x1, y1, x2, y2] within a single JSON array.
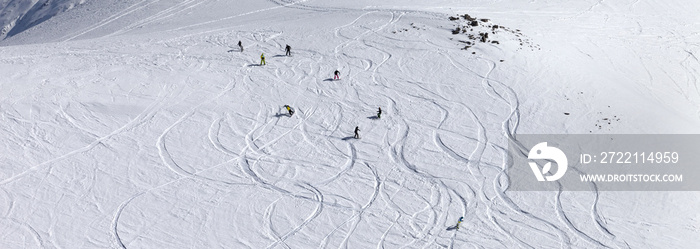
[[470, 20, 479, 26], [449, 16, 459, 21], [480, 19, 490, 22], [564, 112, 570, 115], [462, 14, 476, 21], [479, 32, 489, 42]]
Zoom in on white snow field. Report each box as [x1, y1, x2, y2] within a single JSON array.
[[1, 0, 699, 248], [0, 0, 87, 40]]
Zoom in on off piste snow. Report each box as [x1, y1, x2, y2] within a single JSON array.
[[0, 0, 699, 248]]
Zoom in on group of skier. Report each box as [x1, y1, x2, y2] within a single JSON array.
[[237, 40, 464, 229], [239, 41, 342, 80], [260, 44, 289, 65], [238, 40, 381, 139], [282, 105, 380, 139]]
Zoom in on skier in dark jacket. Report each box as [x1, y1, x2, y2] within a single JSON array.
[[238, 41, 243, 52], [285, 44, 291, 56], [333, 70, 340, 80], [377, 107, 382, 119], [354, 126, 360, 139]]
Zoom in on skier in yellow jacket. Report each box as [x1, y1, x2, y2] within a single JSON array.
[[284, 105, 294, 116]]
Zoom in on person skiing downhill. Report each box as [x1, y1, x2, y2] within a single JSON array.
[[455, 217, 463, 230], [447, 217, 464, 231], [285, 44, 291, 56], [238, 41, 243, 52], [377, 107, 382, 119], [354, 126, 360, 139], [285, 105, 294, 116], [260, 53, 266, 65], [333, 70, 340, 80]]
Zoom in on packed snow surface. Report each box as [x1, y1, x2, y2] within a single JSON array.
[[0, 0, 86, 40], [0, 0, 699, 248]]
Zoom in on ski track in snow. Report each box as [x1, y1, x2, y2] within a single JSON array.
[[61, 0, 166, 42], [0, 217, 44, 248], [267, 182, 324, 249], [107, 0, 211, 38], [0, 83, 170, 186]]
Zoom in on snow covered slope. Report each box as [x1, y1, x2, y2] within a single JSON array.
[[0, 0, 698, 248], [0, 0, 86, 40]]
